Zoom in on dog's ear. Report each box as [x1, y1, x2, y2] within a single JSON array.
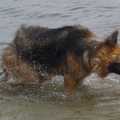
[[105, 30, 118, 47]]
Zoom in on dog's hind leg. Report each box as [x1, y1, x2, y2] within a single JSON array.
[[2, 45, 40, 85]]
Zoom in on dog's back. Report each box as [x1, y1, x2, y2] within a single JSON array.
[[13, 25, 102, 71]]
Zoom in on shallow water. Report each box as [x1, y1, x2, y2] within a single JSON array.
[[1, 0, 120, 120]]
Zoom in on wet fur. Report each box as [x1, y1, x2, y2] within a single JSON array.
[[2, 25, 120, 91]]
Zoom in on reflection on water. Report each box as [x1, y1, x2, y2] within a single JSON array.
[[0, 0, 120, 120]]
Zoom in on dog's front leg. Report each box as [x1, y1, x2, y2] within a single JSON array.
[[64, 73, 80, 91]]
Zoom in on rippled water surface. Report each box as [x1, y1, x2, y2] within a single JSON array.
[[1, 0, 120, 120]]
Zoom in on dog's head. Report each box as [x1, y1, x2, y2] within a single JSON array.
[[91, 30, 120, 77]]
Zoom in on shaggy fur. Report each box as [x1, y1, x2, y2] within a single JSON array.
[[1, 25, 120, 91]]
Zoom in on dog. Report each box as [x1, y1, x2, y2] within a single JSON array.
[[1, 25, 120, 91]]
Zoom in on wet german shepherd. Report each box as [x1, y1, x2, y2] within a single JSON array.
[[1, 25, 120, 91]]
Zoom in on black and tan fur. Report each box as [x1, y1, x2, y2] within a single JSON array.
[[1, 25, 120, 91]]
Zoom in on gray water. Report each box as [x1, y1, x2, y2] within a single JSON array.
[[0, 0, 120, 120]]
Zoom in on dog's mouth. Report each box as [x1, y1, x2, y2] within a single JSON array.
[[108, 62, 120, 75]]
